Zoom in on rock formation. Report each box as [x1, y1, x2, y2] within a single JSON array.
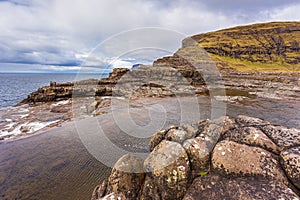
[[91, 115, 300, 199], [19, 22, 300, 106]]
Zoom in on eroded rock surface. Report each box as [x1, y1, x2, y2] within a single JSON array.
[[183, 175, 299, 200], [91, 116, 300, 199], [280, 146, 300, 190]]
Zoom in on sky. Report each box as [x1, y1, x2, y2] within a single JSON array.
[[0, 0, 299, 73]]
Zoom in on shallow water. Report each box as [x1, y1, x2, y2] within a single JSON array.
[[0, 96, 299, 199]]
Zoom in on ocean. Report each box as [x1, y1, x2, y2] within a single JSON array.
[[0, 73, 105, 108]]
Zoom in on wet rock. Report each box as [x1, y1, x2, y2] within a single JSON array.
[[280, 146, 300, 190], [260, 125, 300, 150], [183, 137, 210, 177], [105, 154, 145, 199], [141, 140, 190, 200], [222, 126, 281, 154], [212, 140, 288, 184], [183, 174, 299, 200]]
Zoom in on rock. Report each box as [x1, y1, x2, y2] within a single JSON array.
[[166, 128, 190, 144], [212, 140, 288, 185], [91, 180, 108, 200], [222, 126, 281, 154], [235, 115, 270, 127], [183, 174, 299, 200], [105, 154, 145, 199], [149, 129, 167, 151], [141, 140, 190, 200], [183, 137, 210, 177], [260, 125, 300, 149], [91, 115, 300, 199], [100, 192, 127, 200], [280, 146, 300, 190], [50, 105, 69, 113]]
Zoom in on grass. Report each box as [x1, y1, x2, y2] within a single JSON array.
[[210, 54, 300, 73]]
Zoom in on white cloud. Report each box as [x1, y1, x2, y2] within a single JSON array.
[[0, 0, 299, 72]]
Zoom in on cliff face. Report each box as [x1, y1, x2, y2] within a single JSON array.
[[155, 22, 300, 72], [190, 22, 300, 66]]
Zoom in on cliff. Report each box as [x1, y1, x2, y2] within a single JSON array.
[[19, 22, 300, 105], [191, 21, 300, 72]]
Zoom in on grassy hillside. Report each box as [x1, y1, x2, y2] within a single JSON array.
[[189, 22, 300, 72]]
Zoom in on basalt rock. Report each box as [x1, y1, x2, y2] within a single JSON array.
[[280, 146, 300, 190], [183, 175, 299, 200], [91, 116, 300, 199]]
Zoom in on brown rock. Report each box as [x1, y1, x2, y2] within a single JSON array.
[[100, 192, 127, 200], [50, 105, 69, 113], [222, 126, 281, 154], [166, 128, 190, 144], [280, 146, 300, 190], [141, 140, 190, 200], [235, 115, 270, 127], [91, 179, 108, 200], [183, 137, 210, 177], [183, 174, 299, 200], [106, 154, 145, 199], [260, 125, 300, 149], [149, 129, 167, 152], [212, 140, 288, 185]]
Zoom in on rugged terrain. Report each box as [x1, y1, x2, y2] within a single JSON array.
[[91, 115, 300, 199], [19, 22, 300, 105]]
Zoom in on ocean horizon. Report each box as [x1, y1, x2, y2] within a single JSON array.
[[0, 73, 107, 108]]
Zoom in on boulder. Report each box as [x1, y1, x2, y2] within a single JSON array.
[[212, 140, 288, 185], [149, 129, 167, 151], [105, 154, 145, 199], [183, 137, 211, 177], [183, 174, 299, 200], [222, 126, 281, 154], [280, 146, 300, 190], [166, 128, 190, 144], [235, 115, 270, 127], [141, 140, 190, 200], [260, 125, 300, 149]]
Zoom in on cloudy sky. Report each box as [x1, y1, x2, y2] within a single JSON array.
[[0, 0, 299, 73]]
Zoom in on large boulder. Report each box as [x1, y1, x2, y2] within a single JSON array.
[[183, 174, 299, 200], [222, 126, 281, 154], [212, 140, 288, 185], [260, 125, 300, 150], [280, 146, 300, 190], [105, 154, 145, 199], [183, 137, 211, 177], [141, 140, 190, 200]]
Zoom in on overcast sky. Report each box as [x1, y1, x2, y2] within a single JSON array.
[[0, 0, 299, 73]]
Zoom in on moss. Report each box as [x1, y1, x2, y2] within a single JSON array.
[[199, 171, 209, 177]]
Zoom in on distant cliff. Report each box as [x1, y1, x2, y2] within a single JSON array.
[[157, 22, 300, 72]]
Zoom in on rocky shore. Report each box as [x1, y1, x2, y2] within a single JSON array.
[[91, 115, 300, 200]]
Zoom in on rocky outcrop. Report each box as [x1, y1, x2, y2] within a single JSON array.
[[91, 115, 300, 199], [19, 68, 130, 104], [19, 22, 300, 105], [184, 175, 299, 200]]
